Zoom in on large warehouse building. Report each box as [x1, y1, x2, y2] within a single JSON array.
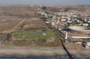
[[68, 25, 90, 34]]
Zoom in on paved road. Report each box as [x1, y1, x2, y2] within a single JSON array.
[[13, 19, 25, 31], [19, 30, 49, 36], [0, 34, 6, 42]]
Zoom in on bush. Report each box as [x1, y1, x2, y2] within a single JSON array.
[[47, 43, 52, 47], [41, 39, 46, 43]]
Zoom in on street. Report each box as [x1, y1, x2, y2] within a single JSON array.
[[0, 34, 6, 42]]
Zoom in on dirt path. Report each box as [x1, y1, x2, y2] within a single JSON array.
[[13, 19, 25, 31]]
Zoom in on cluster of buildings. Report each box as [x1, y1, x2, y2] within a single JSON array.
[[37, 11, 90, 31], [38, 12, 90, 25], [44, 12, 90, 28], [37, 11, 90, 48]]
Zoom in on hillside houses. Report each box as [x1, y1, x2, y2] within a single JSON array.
[[37, 11, 90, 29]]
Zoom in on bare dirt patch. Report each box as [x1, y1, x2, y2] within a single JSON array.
[[0, 16, 22, 33], [19, 18, 48, 30]]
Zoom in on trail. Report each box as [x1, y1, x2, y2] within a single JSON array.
[[13, 19, 25, 31]]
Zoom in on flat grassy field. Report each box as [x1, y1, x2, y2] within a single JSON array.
[[20, 30, 40, 33], [13, 30, 59, 40]]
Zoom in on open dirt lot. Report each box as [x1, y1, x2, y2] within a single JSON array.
[[0, 16, 22, 33], [19, 18, 48, 30]]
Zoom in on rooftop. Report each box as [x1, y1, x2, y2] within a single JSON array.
[[68, 25, 90, 31]]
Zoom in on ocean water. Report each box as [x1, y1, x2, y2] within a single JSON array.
[[0, 56, 90, 59]]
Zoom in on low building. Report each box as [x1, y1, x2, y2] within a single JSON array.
[[72, 14, 77, 18], [61, 18, 66, 22], [86, 42, 90, 48], [62, 15, 67, 19], [56, 16, 61, 19], [51, 22, 55, 26], [77, 20, 80, 23], [46, 21, 49, 24], [88, 21, 90, 23], [68, 25, 90, 34], [48, 13, 53, 18], [83, 23, 89, 26]]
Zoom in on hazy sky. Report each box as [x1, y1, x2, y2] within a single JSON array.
[[0, 0, 90, 5]]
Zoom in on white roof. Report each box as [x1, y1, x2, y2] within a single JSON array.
[[68, 25, 90, 31]]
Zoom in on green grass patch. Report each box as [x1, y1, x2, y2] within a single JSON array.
[[13, 33, 23, 39], [13, 30, 59, 40], [21, 30, 40, 33]]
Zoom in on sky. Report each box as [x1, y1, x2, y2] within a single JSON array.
[[0, 0, 90, 5]]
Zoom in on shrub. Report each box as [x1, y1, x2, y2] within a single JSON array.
[[47, 43, 52, 47], [41, 39, 46, 43]]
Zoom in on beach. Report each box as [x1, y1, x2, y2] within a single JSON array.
[[0, 47, 67, 56], [0, 44, 90, 56]]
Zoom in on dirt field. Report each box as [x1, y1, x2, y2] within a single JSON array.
[[64, 42, 85, 50], [0, 16, 22, 33], [19, 18, 48, 30]]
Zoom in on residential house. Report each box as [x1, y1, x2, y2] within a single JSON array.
[[83, 23, 89, 26], [72, 14, 77, 18], [62, 15, 67, 19], [61, 18, 67, 22]]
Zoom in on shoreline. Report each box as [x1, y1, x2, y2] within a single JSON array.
[[0, 46, 90, 56], [0, 44, 90, 57], [0, 47, 67, 56]]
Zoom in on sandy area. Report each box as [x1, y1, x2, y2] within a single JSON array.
[[0, 48, 67, 56], [0, 44, 90, 56], [0, 44, 67, 56]]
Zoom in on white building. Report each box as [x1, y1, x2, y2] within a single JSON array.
[[72, 14, 77, 18], [51, 22, 55, 25], [84, 18, 87, 22], [83, 23, 89, 26]]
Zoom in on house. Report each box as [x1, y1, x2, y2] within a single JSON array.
[[62, 15, 67, 19], [88, 21, 90, 23], [47, 13, 53, 18], [54, 12, 62, 15], [72, 21, 76, 25], [56, 15, 61, 20], [86, 42, 90, 48], [61, 18, 66, 22], [57, 17, 61, 19], [80, 21, 83, 25], [46, 21, 49, 24], [83, 23, 89, 26], [84, 18, 88, 22], [81, 14, 85, 17], [67, 21, 72, 23], [52, 15, 56, 19], [76, 20, 80, 23], [37, 12, 48, 17], [67, 17, 71, 21], [72, 14, 77, 18], [51, 22, 55, 26]]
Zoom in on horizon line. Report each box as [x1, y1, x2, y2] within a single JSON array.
[[0, 4, 90, 6]]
